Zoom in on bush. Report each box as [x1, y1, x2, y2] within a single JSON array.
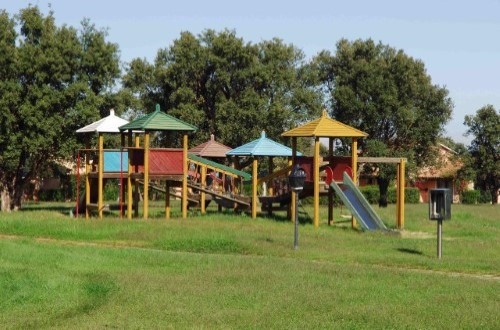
[[461, 190, 480, 204], [38, 189, 66, 202], [404, 187, 420, 204], [104, 181, 120, 201], [479, 190, 492, 204], [359, 185, 379, 204]]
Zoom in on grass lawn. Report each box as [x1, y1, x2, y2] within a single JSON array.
[[0, 201, 498, 328]]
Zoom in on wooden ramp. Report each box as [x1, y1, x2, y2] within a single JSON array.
[[187, 182, 251, 211]]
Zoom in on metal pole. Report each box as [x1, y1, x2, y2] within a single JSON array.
[[294, 189, 299, 250], [437, 219, 442, 259]]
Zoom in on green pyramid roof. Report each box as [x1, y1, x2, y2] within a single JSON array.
[[119, 105, 197, 132]]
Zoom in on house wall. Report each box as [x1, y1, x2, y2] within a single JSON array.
[[415, 178, 459, 203]]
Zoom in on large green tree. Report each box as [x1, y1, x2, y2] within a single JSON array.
[[123, 29, 322, 148], [312, 39, 453, 205], [0, 6, 120, 211], [464, 105, 499, 204]]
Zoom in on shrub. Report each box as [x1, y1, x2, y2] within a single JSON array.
[[479, 190, 492, 204], [461, 190, 480, 204], [359, 185, 379, 204], [404, 187, 420, 204], [104, 181, 120, 201]]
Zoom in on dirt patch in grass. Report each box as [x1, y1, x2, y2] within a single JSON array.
[[398, 230, 434, 239]]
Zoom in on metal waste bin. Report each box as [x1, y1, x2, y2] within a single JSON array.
[[429, 188, 451, 259], [429, 188, 451, 220]]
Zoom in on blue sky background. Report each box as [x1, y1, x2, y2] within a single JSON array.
[[4, 0, 500, 145]]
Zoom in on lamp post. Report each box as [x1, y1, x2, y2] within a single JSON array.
[[289, 165, 306, 250]]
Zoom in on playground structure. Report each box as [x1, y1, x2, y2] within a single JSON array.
[[75, 107, 405, 230], [76, 109, 130, 218], [282, 110, 406, 229], [227, 131, 299, 218]]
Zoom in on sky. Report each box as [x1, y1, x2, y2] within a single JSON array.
[[3, 0, 500, 145]]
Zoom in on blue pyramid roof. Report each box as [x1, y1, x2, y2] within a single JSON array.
[[226, 131, 302, 157]]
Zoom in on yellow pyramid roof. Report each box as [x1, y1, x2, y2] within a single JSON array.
[[282, 110, 368, 138]]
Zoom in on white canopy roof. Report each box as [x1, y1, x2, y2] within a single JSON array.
[[76, 109, 129, 134]]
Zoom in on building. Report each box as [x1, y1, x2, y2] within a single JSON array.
[[413, 143, 466, 203]]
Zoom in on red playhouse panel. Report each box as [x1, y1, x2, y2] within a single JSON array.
[[332, 163, 352, 182], [131, 149, 184, 175], [295, 157, 314, 182], [149, 149, 184, 175]]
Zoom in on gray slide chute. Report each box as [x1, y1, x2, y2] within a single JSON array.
[[330, 172, 387, 231]]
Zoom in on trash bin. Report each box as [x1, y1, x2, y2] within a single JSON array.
[[429, 188, 451, 220]]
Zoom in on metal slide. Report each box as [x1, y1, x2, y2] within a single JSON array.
[[330, 172, 387, 231]]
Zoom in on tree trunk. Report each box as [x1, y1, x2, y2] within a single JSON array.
[[0, 179, 25, 212], [377, 177, 389, 208], [1, 187, 12, 212], [491, 187, 498, 205]]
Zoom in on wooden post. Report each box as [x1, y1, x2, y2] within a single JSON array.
[[143, 131, 150, 219], [165, 181, 170, 219], [351, 137, 358, 229], [314, 136, 320, 229], [127, 132, 133, 220], [268, 156, 273, 216], [85, 147, 90, 219], [328, 137, 334, 225], [182, 134, 188, 219], [134, 135, 140, 217], [290, 137, 297, 222], [252, 157, 258, 219], [200, 165, 206, 214], [120, 134, 126, 218], [98, 133, 104, 219], [397, 158, 405, 229]]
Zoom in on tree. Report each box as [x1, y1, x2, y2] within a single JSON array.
[[312, 39, 453, 205], [0, 6, 120, 211], [123, 29, 322, 148], [464, 105, 499, 204]]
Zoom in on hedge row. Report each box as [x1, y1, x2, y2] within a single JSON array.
[[359, 185, 420, 204], [461, 190, 492, 204]]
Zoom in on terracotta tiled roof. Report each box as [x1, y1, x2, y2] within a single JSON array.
[[188, 134, 232, 158], [418, 144, 462, 179]]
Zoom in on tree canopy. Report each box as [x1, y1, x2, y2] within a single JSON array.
[[0, 6, 120, 211], [123, 29, 323, 147], [312, 39, 453, 167], [311, 39, 453, 205], [464, 105, 499, 204]]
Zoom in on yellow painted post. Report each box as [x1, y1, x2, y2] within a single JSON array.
[[134, 135, 140, 217], [98, 133, 104, 219], [182, 134, 188, 219], [268, 156, 273, 216], [351, 138, 358, 229], [143, 131, 150, 219], [314, 137, 320, 229], [165, 181, 170, 219], [127, 132, 133, 220], [328, 137, 334, 225], [290, 137, 297, 222], [85, 148, 90, 219], [252, 157, 258, 219], [200, 165, 206, 214], [398, 158, 406, 229]]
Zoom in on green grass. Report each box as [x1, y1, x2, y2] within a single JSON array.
[[0, 202, 499, 328]]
